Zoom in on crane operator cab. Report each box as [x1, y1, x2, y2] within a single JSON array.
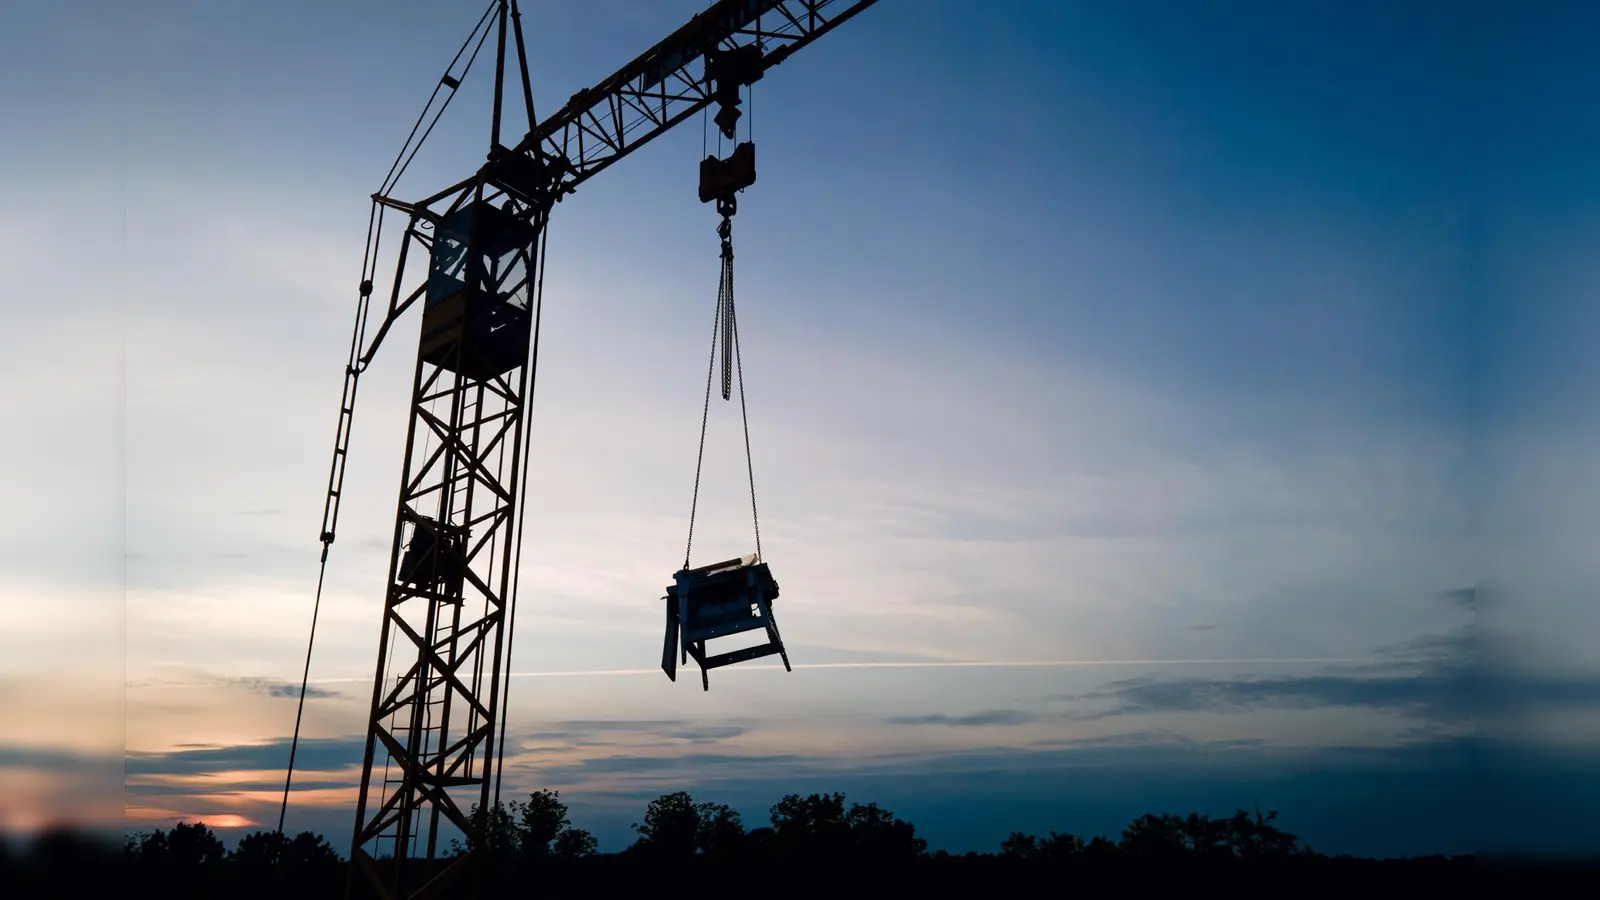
[[662, 554, 791, 691], [419, 200, 538, 380], [397, 515, 467, 603]]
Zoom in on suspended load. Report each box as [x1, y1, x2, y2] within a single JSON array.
[[661, 55, 793, 690], [662, 554, 790, 690]]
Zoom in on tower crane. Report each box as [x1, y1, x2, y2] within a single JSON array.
[[274, 2, 881, 898]]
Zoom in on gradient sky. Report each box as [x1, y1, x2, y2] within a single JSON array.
[[4, 0, 1599, 859]]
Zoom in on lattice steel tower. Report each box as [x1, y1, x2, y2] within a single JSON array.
[[337, 7, 552, 895]]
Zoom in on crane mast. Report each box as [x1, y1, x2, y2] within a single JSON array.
[[303, 2, 880, 898]]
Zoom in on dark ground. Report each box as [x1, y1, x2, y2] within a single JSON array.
[[7, 835, 1599, 899]]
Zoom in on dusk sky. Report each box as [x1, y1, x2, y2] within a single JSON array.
[[4, 0, 1599, 860]]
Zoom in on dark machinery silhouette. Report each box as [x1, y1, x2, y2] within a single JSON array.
[[272, 2, 881, 899], [663, 554, 790, 691]]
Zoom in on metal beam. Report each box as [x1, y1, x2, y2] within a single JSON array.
[[503, 0, 878, 197]]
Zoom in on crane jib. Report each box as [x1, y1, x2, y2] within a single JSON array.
[[641, 0, 788, 89]]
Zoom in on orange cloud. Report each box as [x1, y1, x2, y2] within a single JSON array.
[[124, 806, 259, 830], [194, 814, 257, 829]]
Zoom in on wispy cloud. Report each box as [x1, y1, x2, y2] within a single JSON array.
[[126, 737, 365, 778], [1061, 623, 1600, 726], [526, 720, 748, 744], [886, 710, 1038, 728], [1439, 587, 1477, 612], [1069, 673, 1476, 723], [124, 778, 352, 797], [0, 745, 120, 775], [222, 677, 341, 701]]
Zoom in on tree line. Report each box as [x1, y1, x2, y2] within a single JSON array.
[[10, 788, 1532, 895], [110, 788, 1412, 866], [117, 788, 1363, 868], [450, 789, 1345, 868], [107, 788, 1324, 871]]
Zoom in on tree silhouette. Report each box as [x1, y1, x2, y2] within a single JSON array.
[[552, 826, 599, 860], [1082, 809, 1308, 862], [845, 801, 926, 859], [517, 789, 597, 860], [631, 791, 703, 859], [1180, 812, 1233, 859], [1119, 812, 1183, 859], [768, 792, 925, 861], [129, 821, 228, 868], [1038, 831, 1086, 860], [230, 830, 286, 867], [1226, 807, 1304, 857], [1082, 835, 1120, 861], [627, 793, 755, 860], [1000, 830, 1085, 861], [695, 802, 746, 859], [770, 791, 851, 858], [999, 831, 1038, 860], [286, 831, 341, 868], [227, 829, 340, 883], [460, 801, 521, 860], [457, 791, 597, 863], [517, 789, 568, 859]]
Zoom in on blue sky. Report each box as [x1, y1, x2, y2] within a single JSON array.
[[3, 0, 1598, 858]]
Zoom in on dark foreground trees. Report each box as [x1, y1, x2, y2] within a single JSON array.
[[56, 789, 1590, 896], [995, 807, 1306, 864], [617, 790, 926, 864], [457, 788, 598, 866], [117, 824, 342, 898]]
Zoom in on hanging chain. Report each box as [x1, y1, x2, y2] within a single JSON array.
[[720, 216, 734, 401], [684, 204, 762, 569], [728, 232, 762, 563]]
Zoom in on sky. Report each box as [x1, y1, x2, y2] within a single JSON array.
[[3, 0, 1599, 860]]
